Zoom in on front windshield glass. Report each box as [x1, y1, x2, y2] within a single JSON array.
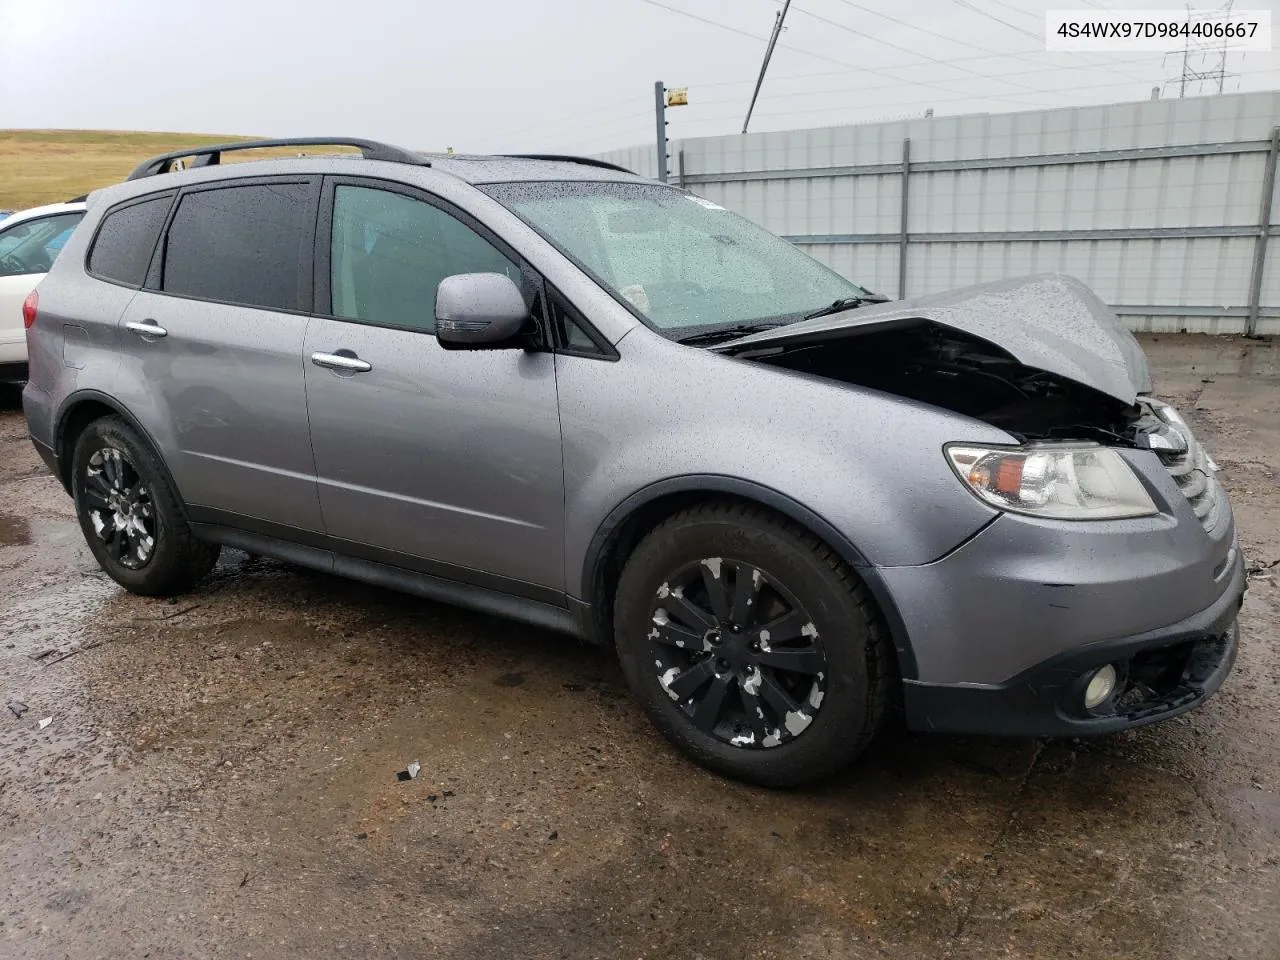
[[482, 181, 870, 335]]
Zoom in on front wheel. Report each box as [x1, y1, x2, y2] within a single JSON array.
[[614, 502, 893, 788], [71, 416, 219, 596]]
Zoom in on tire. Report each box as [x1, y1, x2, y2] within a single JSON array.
[[71, 416, 220, 596], [614, 502, 891, 788]]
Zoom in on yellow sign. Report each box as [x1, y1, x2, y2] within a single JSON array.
[[666, 87, 689, 107]]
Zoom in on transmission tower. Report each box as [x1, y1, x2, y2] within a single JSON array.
[[1165, 0, 1239, 97]]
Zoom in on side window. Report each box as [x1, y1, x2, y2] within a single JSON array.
[[548, 290, 612, 358], [88, 195, 172, 287], [161, 182, 312, 311], [0, 213, 84, 277], [330, 185, 520, 334]]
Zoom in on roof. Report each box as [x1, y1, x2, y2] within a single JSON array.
[[122, 137, 651, 188]]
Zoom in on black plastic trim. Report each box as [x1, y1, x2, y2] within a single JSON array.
[[188, 522, 580, 638], [501, 154, 636, 174], [580, 474, 920, 678], [126, 138, 427, 181], [546, 281, 619, 361], [327, 535, 567, 609], [187, 505, 567, 611], [186, 506, 328, 551], [30, 435, 58, 477], [903, 549, 1246, 736]]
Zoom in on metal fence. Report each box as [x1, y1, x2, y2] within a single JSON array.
[[598, 90, 1280, 336]]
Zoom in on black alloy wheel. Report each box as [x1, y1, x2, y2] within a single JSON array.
[[613, 502, 892, 788], [82, 445, 157, 570], [71, 416, 220, 595], [647, 557, 828, 749]]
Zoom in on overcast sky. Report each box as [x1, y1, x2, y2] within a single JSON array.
[[1, 0, 1277, 155]]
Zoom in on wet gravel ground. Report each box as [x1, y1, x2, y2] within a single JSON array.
[[1, 333, 1278, 960]]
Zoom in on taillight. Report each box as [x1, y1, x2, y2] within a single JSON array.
[[22, 290, 38, 329]]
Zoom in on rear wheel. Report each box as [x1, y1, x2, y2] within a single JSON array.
[[71, 417, 219, 595], [614, 502, 892, 788]]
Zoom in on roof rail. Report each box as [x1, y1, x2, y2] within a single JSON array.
[[126, 137, 427, 181], [502, 154, 636, 175]]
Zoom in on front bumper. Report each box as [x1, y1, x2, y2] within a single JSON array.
[[901, 545, 1244, 736]]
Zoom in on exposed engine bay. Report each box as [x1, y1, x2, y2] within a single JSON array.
[[740, 320, 1145, 446]]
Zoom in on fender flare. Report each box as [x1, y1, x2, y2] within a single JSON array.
[[53, 389, 180, 500], [580, 474, 919, 679]]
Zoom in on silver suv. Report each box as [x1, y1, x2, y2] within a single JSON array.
[[23, 138, 1244, 787]]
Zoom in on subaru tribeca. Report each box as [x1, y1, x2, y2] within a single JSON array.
[[23, 138, 1244, 787]]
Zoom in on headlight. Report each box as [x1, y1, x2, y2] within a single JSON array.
[[945, 443, 1157, 520]]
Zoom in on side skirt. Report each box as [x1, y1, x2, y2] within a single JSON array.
[[189, 522, 584, 639]]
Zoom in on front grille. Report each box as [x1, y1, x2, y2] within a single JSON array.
[[1140, 401, 1222, 531]]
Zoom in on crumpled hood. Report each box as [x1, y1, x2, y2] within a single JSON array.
[[716, 273, 1151, 405]]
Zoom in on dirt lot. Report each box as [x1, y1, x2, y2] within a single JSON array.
[[1, 334, 1277, 960]]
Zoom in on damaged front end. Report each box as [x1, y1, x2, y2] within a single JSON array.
[[737, 319, 1145, 447], [715, 273, 1164, 447]]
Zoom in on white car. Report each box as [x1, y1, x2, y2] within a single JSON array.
[[0, 199, 87, 381]]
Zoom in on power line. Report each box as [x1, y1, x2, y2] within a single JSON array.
[[635, 0, 1076, 108], [948, 0, 1040, 41], [786, 4, 1049, 93], [829, 0, 1034, 61], [665, 61, 1279, 129], [959, 0, 1154, 83], [688, 51, 1166, 91], [691, 57, 1165, 107], [636, 0, 766, 43], [470, 95, 650, 147], [480, 46, 1167, 151], [751, 1, 1162, 102]]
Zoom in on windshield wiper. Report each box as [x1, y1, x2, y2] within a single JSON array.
[[674, 322, 786, 346], [804, 291, 890, 321]]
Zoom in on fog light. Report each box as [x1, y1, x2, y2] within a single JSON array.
[[1084, 664, 1118, 709]]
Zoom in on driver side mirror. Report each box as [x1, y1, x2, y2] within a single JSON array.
[[435, 273, 530, 350]]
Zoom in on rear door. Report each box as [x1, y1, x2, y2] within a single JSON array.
[[303, 178, 565, 596], [112, 177, 325, 535]]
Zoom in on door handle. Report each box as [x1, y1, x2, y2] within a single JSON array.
[[126, 320, 168, 339], [311, 351, 372, 373]]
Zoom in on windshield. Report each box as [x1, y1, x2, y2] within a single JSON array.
[[481, 181, 870, 336]]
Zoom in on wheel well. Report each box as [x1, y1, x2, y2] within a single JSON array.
[[55, 399, 117, 489], [587, 489, 714, 645], [586, 487, 916, 682]]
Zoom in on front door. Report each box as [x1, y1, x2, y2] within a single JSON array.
[[303, 180, 565, 596], [113, 178, 323, 534]]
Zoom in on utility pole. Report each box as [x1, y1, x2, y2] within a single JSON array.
[[654, 80, 669, 183], [654, 82, 688, 183], [1168, 0, 1237, 97], [743, 0, 791, 135]]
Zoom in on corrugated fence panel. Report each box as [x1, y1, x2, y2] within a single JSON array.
[[600, 90, 1280, 336]]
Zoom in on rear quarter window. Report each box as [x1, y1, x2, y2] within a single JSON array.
[[88, 194, 173, 287]]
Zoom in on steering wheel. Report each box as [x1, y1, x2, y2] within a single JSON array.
[[0, 251, 33, 274]]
